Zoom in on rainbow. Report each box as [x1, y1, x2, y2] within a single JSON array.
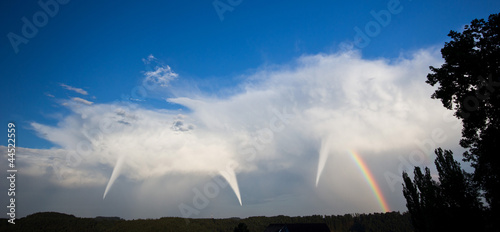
[[349, 150, 390, 212]]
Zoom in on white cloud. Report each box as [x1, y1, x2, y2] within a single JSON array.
[[144, 66, 178, 87], [142, 54, 156, 63], [60, 83, 88, 95], [0, 146, 108, 187], [142, 54, 178, 88], [22, 48, 462, 217], [71, 97, 93, 105]]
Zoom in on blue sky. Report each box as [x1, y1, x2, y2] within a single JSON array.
[[1, 0, 498, 148], [1, 0, 499, 220]]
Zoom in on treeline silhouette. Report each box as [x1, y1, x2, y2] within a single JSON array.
[[1, 211, 413, 232]]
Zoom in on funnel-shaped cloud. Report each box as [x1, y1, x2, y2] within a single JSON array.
[[220, 168, 242, 206], [316, 137, 333, 186], [103, 155, 124, 199]]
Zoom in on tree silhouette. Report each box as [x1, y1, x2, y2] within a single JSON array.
[[403, 149, 483, 231], [426, 13, 500, 221], [434, 149, 482, 210], [402, 166, 440, 231]]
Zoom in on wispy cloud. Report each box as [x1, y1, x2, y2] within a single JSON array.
[[142, 54, 156, 63], [60, 83, 88, 95], [71, 97, 93, 105], [23, 48, 461, 217], [142, 54, 178, 88]]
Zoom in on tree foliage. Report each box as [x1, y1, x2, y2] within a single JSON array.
[[405, 12, 500, 231], [426, 13, 500, 214], [403, 149, 484, 231]]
